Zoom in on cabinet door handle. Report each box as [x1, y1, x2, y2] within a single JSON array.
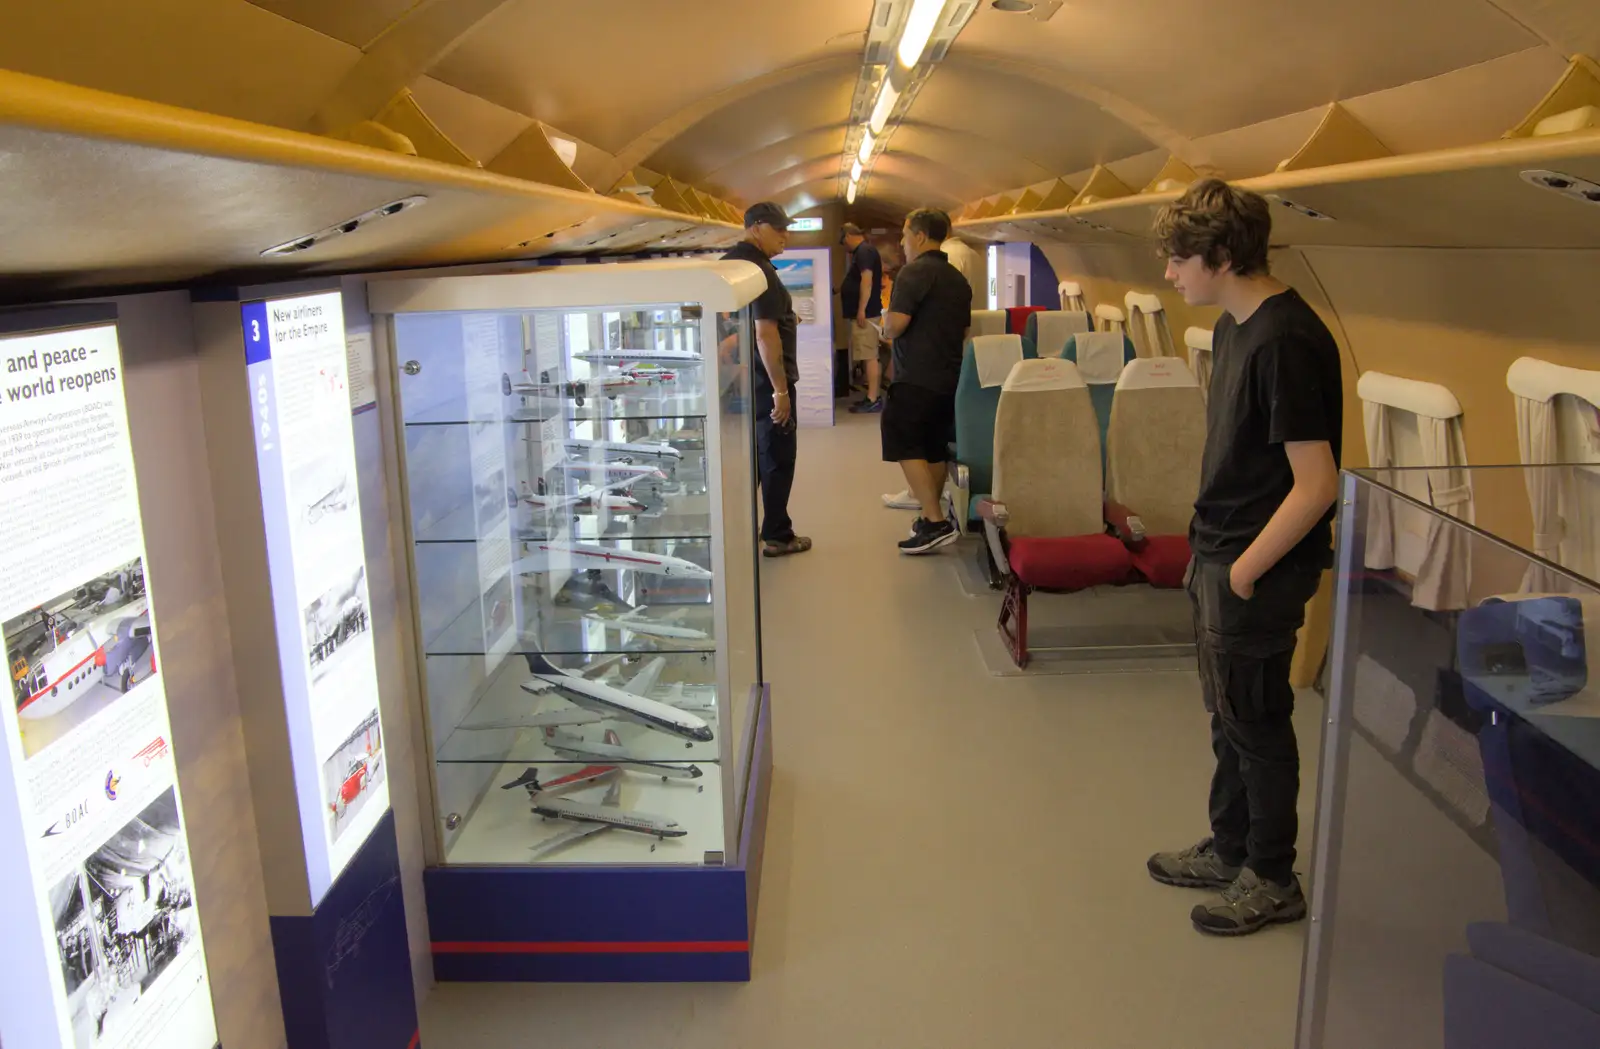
[[402, 360, 422, 375]]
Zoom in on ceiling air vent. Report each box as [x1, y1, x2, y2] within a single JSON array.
[[1521, 168, 1600, 206]]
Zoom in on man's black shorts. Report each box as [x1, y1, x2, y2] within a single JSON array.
[[881, 381, 955, 463]]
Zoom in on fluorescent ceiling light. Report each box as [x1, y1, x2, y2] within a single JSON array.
[[847, 180, 859, 205], [857, 128, 876, 165], [851, 159, 864, 182], [898, 0, 945, 68], [869, 80, 901, 134]]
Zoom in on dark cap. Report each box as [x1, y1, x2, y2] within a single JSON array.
[[841, 222, 863, 236], [743, 201, 791, 230]]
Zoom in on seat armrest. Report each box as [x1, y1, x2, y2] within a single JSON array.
[[977, 499, 1009, 527], [1104, 499, 1146, 545], [945, 462, 972, 531]]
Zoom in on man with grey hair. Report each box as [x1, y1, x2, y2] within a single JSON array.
[[879, 207, 971, 554]]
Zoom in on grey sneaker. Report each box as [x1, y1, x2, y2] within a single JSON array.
[[1190, 869, 1307, 937], [1147, 837, 1242, 889]]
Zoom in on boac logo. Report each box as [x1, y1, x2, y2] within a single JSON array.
[[104, 770, 120, 801]]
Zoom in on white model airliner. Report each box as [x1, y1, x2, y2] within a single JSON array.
[[512, 541, 712, 580], [460, 654, 712, 743], [543, 726, 703, 780], [517, 480, 649, 517], [556, 459, 668, 485], [575, 348, 702, 366], [527, 776, 686, 859], [564, 438, 683, 463], [582, 605, 710, 643]]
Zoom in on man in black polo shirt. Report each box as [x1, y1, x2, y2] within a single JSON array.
[[1145, 178, 1342, 937], [840, 222, 886, 413], [880, 208, 971, 555], [722, 202, 811, 558]]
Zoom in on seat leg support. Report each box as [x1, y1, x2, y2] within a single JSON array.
[[998, 576, 1031, 669]]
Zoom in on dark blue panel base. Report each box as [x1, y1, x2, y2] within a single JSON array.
[[428, 685, 774, 982], [270, 811, 421, 1049]]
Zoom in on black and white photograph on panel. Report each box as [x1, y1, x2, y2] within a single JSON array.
[[473, 465, 508, 529], [6, 557, 155, 759], [53, 788, 202, 1048], [303, 564, 371, 684], [321, 709, 386, 842], [296, 459, 357, 530]]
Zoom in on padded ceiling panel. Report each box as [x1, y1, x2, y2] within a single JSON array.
[[870, 152, 992, 208], [886, 124, 1057, 194], [245, 0, 419, 49], [1489, 0, 1600, 57], [702, 127, 851, 190], [644, 67, 856, 188], [957, 0, 1538, 138], [0, 0, 358, 131], [910, 63, 1155, 173], [430, 0, 869, 152]]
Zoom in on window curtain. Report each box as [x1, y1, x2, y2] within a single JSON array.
[[1514, 393, 1566, 593], [1414, 414, 1473, 611], [1362, 400, 1396, 570]]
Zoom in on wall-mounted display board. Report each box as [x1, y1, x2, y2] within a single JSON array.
[[193, 284, 418, 1049], [0, 306, 219, 1049], [773, 247, 834, 427]]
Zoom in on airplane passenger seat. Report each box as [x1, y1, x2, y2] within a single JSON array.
[[1184, 326, 1215, 405], [1024, 309, 1093, 359], [1058, 281, 1088, 313], [970, 310, 1008, 338], [947, 333, 1037, 531], [1124, 291, 1178, 359], [1006, 305, 1046, 336], [1094, 303, 1128, 336], [979, 358, 1134, 667], [1064, 330, 1138, 460], [1103, 357, 1206, 588]]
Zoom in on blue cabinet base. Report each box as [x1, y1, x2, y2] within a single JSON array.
[[269, 811, 421, 1049], [426, 685, 773, 982]]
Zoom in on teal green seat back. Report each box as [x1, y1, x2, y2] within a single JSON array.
[[1064, 332, 1137, 468], [955, 336, 1037, 503]]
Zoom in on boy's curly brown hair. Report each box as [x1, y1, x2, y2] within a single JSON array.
[[1153, 178, 1272, 277]]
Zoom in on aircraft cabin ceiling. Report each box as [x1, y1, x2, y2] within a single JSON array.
[[0, 0, 1597, 291]]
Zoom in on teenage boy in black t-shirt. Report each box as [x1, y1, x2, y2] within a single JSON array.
[[1145, 179, 1342, 937], [880, 208, 971, 555]]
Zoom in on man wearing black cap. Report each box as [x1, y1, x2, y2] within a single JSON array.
[[722, 201, 811, 557], [839, 222, 885, 413]]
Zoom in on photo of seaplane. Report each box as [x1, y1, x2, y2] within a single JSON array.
[[499, 767, 686, 860], [459, 654, 713, 744], [303, 472, 356, 526], [581, 605, 710, 645], [512, 540, 712, 580], [7, 559, 156, 758]]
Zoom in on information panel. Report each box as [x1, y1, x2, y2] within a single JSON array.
[[240, 291, 389, 906], [0, 317, 218, 1049]]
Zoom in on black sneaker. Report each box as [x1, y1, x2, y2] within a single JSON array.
[[848, 396, 883, 414], [898, 517, 958, 555], [1190, 869, 1307, 936]]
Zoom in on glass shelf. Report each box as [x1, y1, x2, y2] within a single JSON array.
[[424, 590, 717, 658]]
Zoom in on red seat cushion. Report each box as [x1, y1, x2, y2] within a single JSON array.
[[1009, 534, 1135, 591], [1006, 305, 1046, 335], [1131, 535, 1192, 589]]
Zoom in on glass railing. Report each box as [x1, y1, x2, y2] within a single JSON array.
[[1299, 465, 1600, 1048]]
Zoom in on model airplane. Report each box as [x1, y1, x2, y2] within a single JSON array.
[[574, 348, 702, 366], [564, 438, 683, 463], [509, 773, 685, 860], [581, 605, 710, 643], [516, 479, 650, 516], [543, 727, 703, 780], [512, 541, 712, 580], [619, 364, 678, 385], [555, 459, 668, 485], [462, 654, 713, 743], [502, 371, 638, 400]]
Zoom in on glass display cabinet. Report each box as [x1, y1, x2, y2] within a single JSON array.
[[367, 259, 773, 981]]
